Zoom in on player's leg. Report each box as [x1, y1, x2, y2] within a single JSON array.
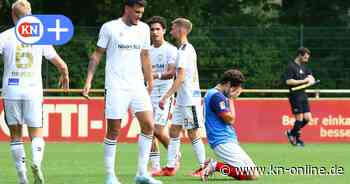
[[154, 124, 169, 148], [286, 94, 304, 145], [150, 137, 161, 172], [302, 112, 312, 129], [154, 124, 181, 176], [134, 111, 162, 184], [24, 99, 45, 184], [132, 89, 162, 184], [104, 89, 129, 184], [294, 96, 311, 146], [292, 94, 311, 146], [4, 99, 29, 184], [295, 101, 312, 147], [152, 96, 171, 148], [104, 119, 122, 184], [150, 125, 169, 174], [184, 105, 206, 176], [150, 97, 170, 173], [163, 104, 185, 174], [204, 142, 259, 181], [9, 125, 29, 184], [187, 128, 206, 175]]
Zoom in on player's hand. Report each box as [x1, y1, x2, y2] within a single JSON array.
[[147, 80, 153, 95], [159, 98, 165, 110], [305, 76, 315, 84], [59, 74, 69, 92], [82, 82, 91, 100], [229, 87, 242, 99]]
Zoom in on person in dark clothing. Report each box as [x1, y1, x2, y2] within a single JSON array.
[[284, 47, 315, 147]]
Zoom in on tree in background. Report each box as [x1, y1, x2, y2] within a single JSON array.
[[280, 0, 350, 26]]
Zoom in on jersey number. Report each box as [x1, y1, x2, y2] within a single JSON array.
[[16, 44, 33, 69]]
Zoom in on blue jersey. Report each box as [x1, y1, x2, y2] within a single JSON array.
[[204, 88, 237, 149]]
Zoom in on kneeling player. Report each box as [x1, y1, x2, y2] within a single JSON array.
[[202, 69, 259, 181]]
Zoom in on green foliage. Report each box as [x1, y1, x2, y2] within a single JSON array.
[[280, 0, 350, 26]]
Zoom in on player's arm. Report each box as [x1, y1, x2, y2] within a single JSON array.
[[141, 49, 153, 94], [154, 47, 177, 80], [305, 67, 315, 83], [210, 93, 235, 125], [153, 63, 176, 80], [286, 79, 309, 86], [82, 47, 105, 98], [50, 55, 69, 90], [159, 67, 185, 109], [285, 66, 309, 86], [218, 112, 235, 125]]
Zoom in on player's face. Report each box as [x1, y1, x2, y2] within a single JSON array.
[[150, 23, 165, 43], [301, 53, 310, 63], [125, 4, 144, 25], [226, 86, 242, 98], [170, 24, 180, 40]]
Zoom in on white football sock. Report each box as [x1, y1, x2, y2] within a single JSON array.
[[150, 151, 161, 170], [167, 137, 180, 168], [191, 138, 206, 168], [10, 141, 28, 181], [104, 138, 117, 176], [31, 137, 45, 167], [137, 133, 153, 176]]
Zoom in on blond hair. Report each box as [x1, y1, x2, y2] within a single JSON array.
[[12, 0, 32, 18], [172, 18, 192, 34]]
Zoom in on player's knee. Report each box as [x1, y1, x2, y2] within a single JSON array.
[[28, 127, 44, 139], [9, 126, 23, 140], [294, 114, 303, 121], [187, 128, 199, 140], [141, 121, 155, 135], [169, 126, 181, 138], [10, 136, 23, 143], [106, 128, 120, 140], [153, 125, 165, 136]]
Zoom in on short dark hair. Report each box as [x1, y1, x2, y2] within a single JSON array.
[[124, 0, 146, 7], [219, 69, 245, 87], [147, 16, 166, 29], [297, 47, 311, 56]]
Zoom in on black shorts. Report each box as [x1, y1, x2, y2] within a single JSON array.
[[288, 92, 310, 114]]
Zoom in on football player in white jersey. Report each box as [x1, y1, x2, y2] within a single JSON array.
[[146, 16, 177, 175], [82, 1, 162, 184], [155, 18, 206, 177], [0, 1, 69, 184]]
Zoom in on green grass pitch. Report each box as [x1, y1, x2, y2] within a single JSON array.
[[0, 143, 348, 184]]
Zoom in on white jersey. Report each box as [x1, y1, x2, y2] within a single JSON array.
[[97, 18, 151, 90], [175, 42, 201, 106], [150, 41, 177, 96], [0, 28, 58, 100]]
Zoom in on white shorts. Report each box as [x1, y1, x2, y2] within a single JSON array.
[[214, 142, 256, 168], [105, 88, 152, 119], [172, 104, 203, 129], [3, 99, 43, 128], [151, 95, 173, 126]]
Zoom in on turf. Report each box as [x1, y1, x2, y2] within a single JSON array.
[[0, 143, 348, 184]]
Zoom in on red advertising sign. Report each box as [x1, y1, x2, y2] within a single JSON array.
[[0, 98, 349, 143]]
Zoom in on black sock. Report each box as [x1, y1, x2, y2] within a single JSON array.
[[301, 119, 309, 129], [291, 120, 303, 136]]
